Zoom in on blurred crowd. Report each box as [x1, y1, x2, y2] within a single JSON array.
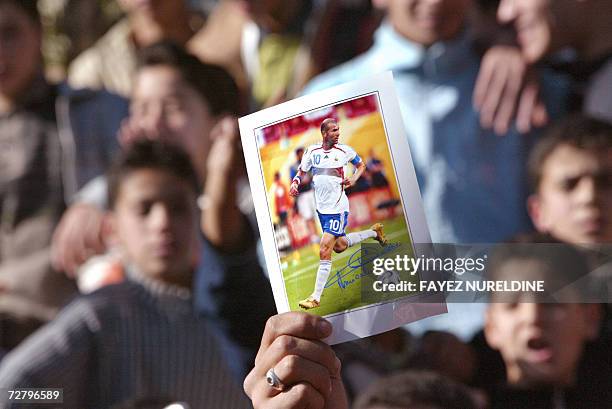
[[0, 0, 611, 408]]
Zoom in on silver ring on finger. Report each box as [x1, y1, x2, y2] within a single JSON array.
[[265, 367, 285, 391]]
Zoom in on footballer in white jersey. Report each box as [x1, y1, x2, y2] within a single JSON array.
[[290, 118, 388, 310], [299, 142, 359, 215]]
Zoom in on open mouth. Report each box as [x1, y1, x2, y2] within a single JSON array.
[[526, 337, 554, 363]]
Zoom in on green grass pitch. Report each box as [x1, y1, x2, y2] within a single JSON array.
[[281, 215, 417, 317]]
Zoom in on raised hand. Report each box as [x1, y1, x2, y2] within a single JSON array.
[[474, 45, 548, 135], [244, 312, 348, 409], [51, 203, 107, 277]]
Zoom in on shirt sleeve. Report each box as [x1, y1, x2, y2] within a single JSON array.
[[194, 234, 276, 380], [346, 145, 361, 165], [67, 49, 104, 91], [71, 175, 108, 208], [299, 147, 313, 172]]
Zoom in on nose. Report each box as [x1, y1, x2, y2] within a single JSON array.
[[149, 203, 171, 232], [142, 105, 166, 139], [520, 303, 547, 326], [575, 177, 597, 205], [497, 0, 517, 24]]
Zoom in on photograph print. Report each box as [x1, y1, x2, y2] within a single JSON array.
[[240, 73, 442, 343]]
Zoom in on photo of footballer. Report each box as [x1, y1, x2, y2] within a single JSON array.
[[240, 73, 444, 344], [290, 118, 388, 310]]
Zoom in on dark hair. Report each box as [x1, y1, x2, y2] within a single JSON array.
[[528, 114, 612, 192], [320, 118, 337, 134], [137, 41, 240, 116], [353, 370, 477, 409], [0, 0, 40, 25], [107, 140, 199, 209]]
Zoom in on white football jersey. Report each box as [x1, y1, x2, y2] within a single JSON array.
[[300, 143, 361, 214]]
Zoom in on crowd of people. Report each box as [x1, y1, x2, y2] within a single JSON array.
[[0, 0, 611, 408]]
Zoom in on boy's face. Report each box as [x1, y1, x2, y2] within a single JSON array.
[[111, 168, 197, 285], [485, 292, 599, 386], [0, 3, 41, 101], [529, 145, 612, 244], [131, 66, 215, 179], [374, 0, 471, 46]]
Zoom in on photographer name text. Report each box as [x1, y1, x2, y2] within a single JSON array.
[[373, 279, 545, 293]]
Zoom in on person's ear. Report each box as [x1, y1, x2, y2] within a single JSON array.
[[527, 194, 547, 232]]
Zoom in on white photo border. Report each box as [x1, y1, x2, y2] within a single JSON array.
[[239, 72, 444, 343]]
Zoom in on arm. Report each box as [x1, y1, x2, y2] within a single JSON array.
[[290, 169, 307, 197], [51, 202, 107, 277], [201, 117, 250, 252], [195, 238, 276, 380], [343, 161, 365, 188], [51, 176, 110, 277]]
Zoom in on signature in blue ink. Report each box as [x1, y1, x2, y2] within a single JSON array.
[[325, 242, 402, 290]]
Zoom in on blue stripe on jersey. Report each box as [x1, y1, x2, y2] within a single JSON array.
[[350, 154, 362, 165]]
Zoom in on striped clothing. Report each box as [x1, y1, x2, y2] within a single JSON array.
[[0, 270, 250, 408]]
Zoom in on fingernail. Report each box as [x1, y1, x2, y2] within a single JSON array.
[[317, 320, 332, 337]]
